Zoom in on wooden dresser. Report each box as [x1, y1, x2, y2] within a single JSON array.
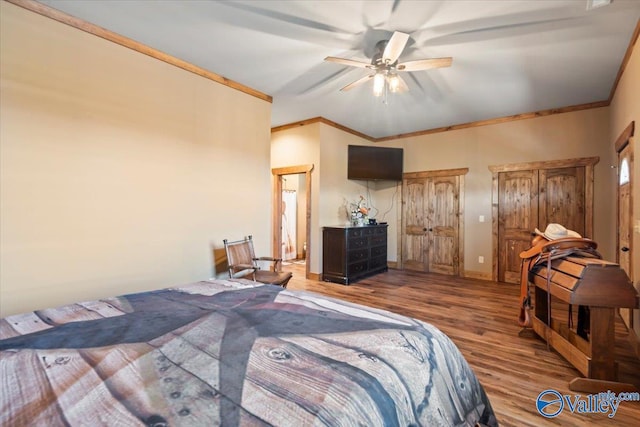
[[322, 224, 388, 285]]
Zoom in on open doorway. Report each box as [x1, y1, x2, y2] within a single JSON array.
[[281, 175, 304, 263], [272, 165, 314, 279]]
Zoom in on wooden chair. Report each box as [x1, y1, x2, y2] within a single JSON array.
[[223, 235, 292, 288]]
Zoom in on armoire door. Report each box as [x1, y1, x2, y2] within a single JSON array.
[[401, 169, 466, 275]]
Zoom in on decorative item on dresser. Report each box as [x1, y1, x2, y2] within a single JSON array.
[[322, 224, 388, 285]]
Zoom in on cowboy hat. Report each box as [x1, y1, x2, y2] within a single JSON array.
[[534, 223, 582, 240]]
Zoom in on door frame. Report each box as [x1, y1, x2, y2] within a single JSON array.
[[615, 121, 635, 332], [272, 164, 314, 279], [615, 121, 634, 275], [399, 168, 468, 275], [489, 157, 599, 282]]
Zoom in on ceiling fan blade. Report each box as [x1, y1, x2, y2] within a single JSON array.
[[220, 2, 356, 50], [341, 74, 374, 91], [382, 31, 410, 64], [325, 56, 372, 68], [397, 57, 453, 72]]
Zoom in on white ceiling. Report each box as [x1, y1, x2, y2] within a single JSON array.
[[40, 0, 640, 139]]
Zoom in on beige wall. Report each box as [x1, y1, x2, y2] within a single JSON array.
[[0, 2, 272, 316], [609, 34, 640, 337]]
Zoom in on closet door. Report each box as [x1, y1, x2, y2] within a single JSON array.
[[402, 178, 428, 271], [491, 157, 597, 284], [498, 170, 539, 283], [401, 169, 467, 275], [539, 167, 586, 237], [428, 175, 460, 275]]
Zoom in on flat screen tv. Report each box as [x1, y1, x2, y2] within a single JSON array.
[[348, 145, 403, 181]]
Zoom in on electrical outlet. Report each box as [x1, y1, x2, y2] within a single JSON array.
[[479, 215, 485, 223], [478, 256, 484, 264]]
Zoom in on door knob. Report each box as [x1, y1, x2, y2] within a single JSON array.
[[428, 228, 433, 232], [621, 247, 629, 252]]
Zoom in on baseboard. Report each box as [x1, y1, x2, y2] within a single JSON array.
[[311, 264, 398, 282], [463, 270, 493, 281], [311, 267, 496, 282], [309, 272, 322, 281]]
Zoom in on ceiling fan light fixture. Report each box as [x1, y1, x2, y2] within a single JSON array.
[[373, 73, 385, 97], [388, 74, 401, 93], [325, 31, 452, 99]]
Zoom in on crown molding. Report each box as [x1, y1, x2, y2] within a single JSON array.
[[271, 117, 376, 141], [272, 101, 610, 142], [609, 18, 640, 102], [5, 0, 272, 103]]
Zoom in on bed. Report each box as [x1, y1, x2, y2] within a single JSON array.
[[0, 279, 496, 426]]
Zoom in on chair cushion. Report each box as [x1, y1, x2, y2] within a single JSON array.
[[231, 268, 256, 279], [255, 270, 292, 288]]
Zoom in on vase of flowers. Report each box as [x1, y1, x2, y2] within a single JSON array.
[[350, 196, 369, 226]]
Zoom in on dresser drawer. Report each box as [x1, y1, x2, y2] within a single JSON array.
[[347, 236, 368, 249], [347, 227, 375, 238], [370, 235, 386, 246], [348, 248, 368, 263], [369, 255, 387, 270], [373, 226, 386, 235], [370, 245, 386, 258], [347, 260, 368, 275]]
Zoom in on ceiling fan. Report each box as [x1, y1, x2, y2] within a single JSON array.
[[325, 31, 452, 97]]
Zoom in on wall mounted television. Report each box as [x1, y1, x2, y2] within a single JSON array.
[[347, 145, 404, 181]]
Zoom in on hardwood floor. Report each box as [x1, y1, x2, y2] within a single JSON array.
[[283, 264, 640, 426]]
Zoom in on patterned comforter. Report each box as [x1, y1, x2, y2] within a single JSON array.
[[0, 279, 496, 426]]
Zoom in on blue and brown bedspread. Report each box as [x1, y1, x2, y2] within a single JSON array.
[[0, 279, 496, 426]]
